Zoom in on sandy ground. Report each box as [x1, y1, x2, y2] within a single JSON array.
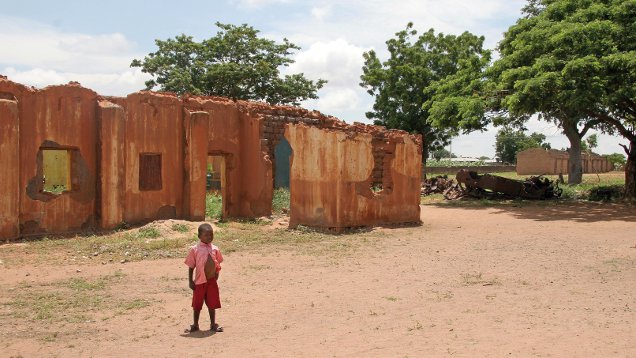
[[1, 203, 635, 357]]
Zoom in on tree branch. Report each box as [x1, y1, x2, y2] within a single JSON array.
[[620, 143, 630, 156], [579, 119, 601, 138], [589, 111, 636, 142]]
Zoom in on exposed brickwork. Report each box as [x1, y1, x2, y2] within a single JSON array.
[[244, 104, 421, 187]]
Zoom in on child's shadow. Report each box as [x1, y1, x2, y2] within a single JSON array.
[[180, 330, 217, 338]]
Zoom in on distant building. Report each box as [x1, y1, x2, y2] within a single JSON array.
[[516, 148, 612, 175], [448, 157, 482, 162]]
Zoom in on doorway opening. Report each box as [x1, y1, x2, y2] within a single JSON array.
[[273, 138, 292, 215], [206, 155, 226, 220]]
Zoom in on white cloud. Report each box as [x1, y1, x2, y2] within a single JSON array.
[[311, 5, 332, 21], [275, 0, 526, 49], [0, 16, 148, 95], [268, 0, 529, 134], [3, 67, 150, 96], [0, 16, 143, 73], [285, 39, 368, 115], [229, 0, 291, 9], [303, 88, 361, 112], [287, 39, 368, 88]]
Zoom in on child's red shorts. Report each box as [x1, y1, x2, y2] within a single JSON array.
[[192, 278, 221, 311]]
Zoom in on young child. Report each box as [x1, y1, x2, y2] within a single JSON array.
[[184, 223, 224, 333]]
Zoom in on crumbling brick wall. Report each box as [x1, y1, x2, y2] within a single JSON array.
[[285, 122, 422, 230], [248, 105, 395, 187]]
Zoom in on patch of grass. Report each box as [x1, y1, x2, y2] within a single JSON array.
[[460, 272, 501, 286], [461, 272, 484, 285], [42, 332, 59, 342], [603, 257, 634, 272], [430, 290, 454, 301], [206, 192, 223, 220], [64, 278, 108, 291], [384, 296, 399, 302], [234, 217, 271, 226], [213, 221, 375, 258], [1, 213, 383, 268], [120, 299, 150, 311], [10, 290, 106, 322], [272, 187, 290, 214], [171, 223, 190, 233], [420, 193, 445, 205], [135, 227, 161, 239], [5, 271, 144, 324], [244, 264, 271, 272], [144, 237, 193, 251]]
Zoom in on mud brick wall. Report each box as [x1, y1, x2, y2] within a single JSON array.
[[0, 79, 100, 237], [286, 123, 422, 230], [255, 106, 395, 186]]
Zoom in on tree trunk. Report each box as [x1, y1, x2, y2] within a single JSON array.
[[625, 140, 636, 199], [421, 142, 429, 180], [562, 119, 583, 184]]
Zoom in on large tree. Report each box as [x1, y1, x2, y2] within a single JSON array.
[[490, 0, 636, 196], [360, 23, 491, 164], [131, 22, 326, 105], [495, 127, 551, 164]]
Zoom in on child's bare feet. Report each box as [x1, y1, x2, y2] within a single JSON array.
[[211, 324, 223, 332]]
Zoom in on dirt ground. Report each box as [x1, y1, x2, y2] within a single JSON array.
[[1, 203, 635, 357]]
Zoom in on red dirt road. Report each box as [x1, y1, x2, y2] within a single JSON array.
[[1, 203, 635, 357]]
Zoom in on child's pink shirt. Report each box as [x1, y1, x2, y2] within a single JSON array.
[[184, 242, 223, 285]]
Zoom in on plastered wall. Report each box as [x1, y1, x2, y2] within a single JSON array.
[[0, 81, 99, 236], [286, 124, 422, 230]]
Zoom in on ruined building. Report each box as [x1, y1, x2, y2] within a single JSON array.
[[0, 78, 422, 241]]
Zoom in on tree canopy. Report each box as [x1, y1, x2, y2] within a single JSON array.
[[131, 22, 326, 105], [360, 23, 491, 161], [495, 127, 551, 164], [431, 148, 456, 161], [581, 133, 599, 152], [490, 0, 636, 195], [604, 152, 626, 170]]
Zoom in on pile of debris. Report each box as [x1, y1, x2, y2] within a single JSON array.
[[421, 176, 465, 200], [421, 175, 453, 195], [421, 170, 563, 200], [455, 170, 562, 200]]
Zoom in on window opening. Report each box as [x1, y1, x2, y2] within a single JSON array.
[[139, 153, 162, 191], [42, 149, 72, 195]]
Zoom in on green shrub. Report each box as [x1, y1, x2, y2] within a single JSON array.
[[272, 187, 290, 214], [206, 193, 223, 219], [171, 223, 189, 233], [136, 227, 160, 239], [588, 185, 624, 201]]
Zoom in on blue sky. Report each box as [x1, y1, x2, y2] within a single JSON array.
[[0, 0, 627, 158]]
